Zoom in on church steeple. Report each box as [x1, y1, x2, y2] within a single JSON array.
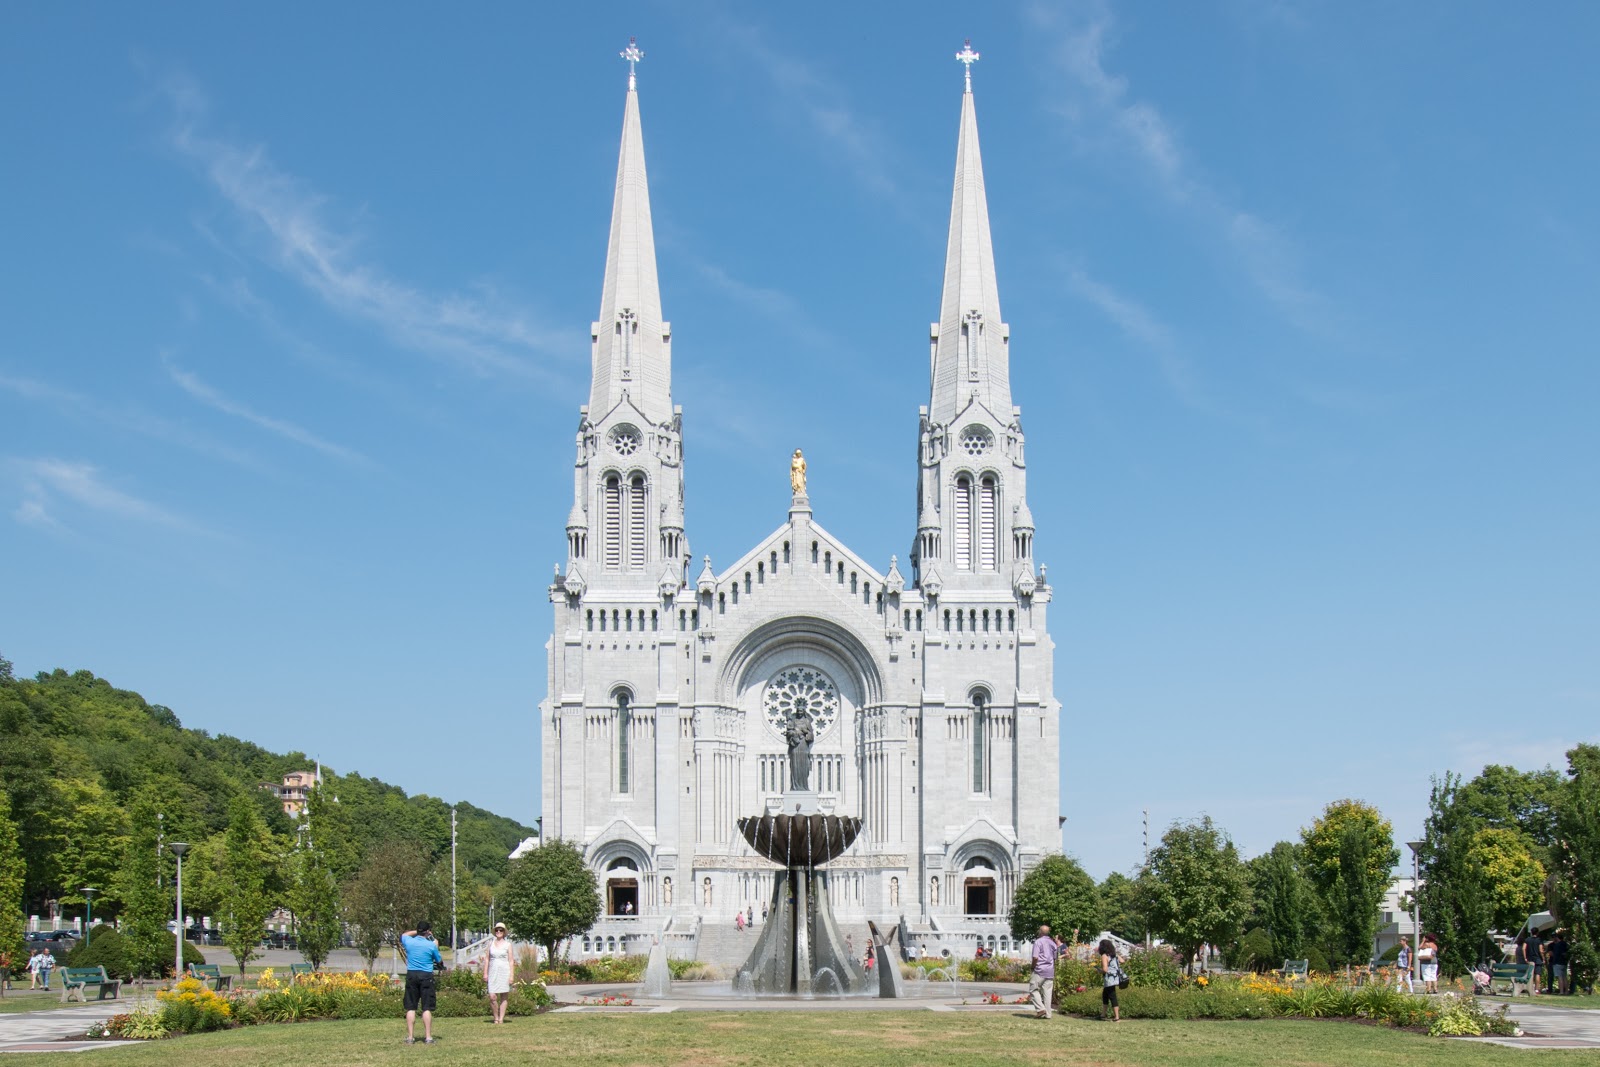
[[928, 41, 1009, 425], [589, 37, 672, 425], [914, 43, 1033, 595], [566, 39, 687, 590]]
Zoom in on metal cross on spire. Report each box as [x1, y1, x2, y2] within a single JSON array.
[[955, 39, 980, 91], [621, 36, 644, 91]]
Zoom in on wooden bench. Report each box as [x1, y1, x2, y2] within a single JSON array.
[[1487, 963, 1535, 997], [187, 963, 233, 992], [1278, 959, 1309, 978], [289, 963, 314, 980], [60, 966, 121, 1003]]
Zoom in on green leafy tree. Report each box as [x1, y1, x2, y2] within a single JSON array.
[[218, 796, 276, 974], [1140, 816, 1252, 972], [42, 778, 128, 917], [1419, 772, 1494, 975], [1457, 764, 1563, 857], [342, 840, 440, 969], [1466, 827, 1545, 933], [287, 786, 342, 970], [1008, 854, 1101, 942], [114, 794, 173, 978], [499, 840, 601, 967], [1251, 841, 1319, 965], [1098, 871, 1148, 942], [1301, 800, 1399, 965], [0, 790, 27, 994], [1553, 744, 1600, 993]]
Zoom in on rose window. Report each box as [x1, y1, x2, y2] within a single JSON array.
[[610, 426, 642, 456], [763, 667, 840, 738], [959, 426, 993, 456]]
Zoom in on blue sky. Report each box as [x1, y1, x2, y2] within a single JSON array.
[[3, 2, 1597, 879]]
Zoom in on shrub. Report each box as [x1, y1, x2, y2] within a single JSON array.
[[65, 927, 128, 978], [961, 956, 1029, 983], [1123, 947, 1185, 990], [508, 981, 553, 1012], [1228, 927, 1274, 972], [330, 989, 403, 1019], [439, 967, 487, 997], [1054, 954, 1099, 996], [1305, 947, 1330, 973], [157, 977, 233, 1033]]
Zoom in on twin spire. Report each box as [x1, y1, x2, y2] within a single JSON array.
[[589, 38, 1007, 427]]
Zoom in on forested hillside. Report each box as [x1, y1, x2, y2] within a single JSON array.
[[0, 658, 533, 920]]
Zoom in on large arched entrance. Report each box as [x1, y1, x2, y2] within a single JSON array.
[[963, 856, 999, 916], [605, 858, 640, 916]]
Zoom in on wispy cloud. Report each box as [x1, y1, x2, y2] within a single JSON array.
[[1063, 263, 1213, 411], [161, 75, 567, 380], [9, 458, 201, 533], [1031, 1, 1326, 330], [0, 372, 260, 469], [161, 355, 372, 467]]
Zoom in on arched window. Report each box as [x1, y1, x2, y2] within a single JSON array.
[[627, 475, 647, 570], [971, 691, 989, 793], [953, 475, 974, 570], [617, 692, 632, 794], [602, 474, 623, 570], [978, 474, 998, 570]]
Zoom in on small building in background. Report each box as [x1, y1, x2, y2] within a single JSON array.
[[260, 769, 320, 816]]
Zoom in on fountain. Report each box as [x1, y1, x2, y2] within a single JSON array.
[[638, 935, 673, 998], [731, 704, 900, 997]]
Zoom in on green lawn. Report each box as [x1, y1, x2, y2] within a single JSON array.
[[6, 1012, 1596, 1066], [0, 993, 79, 1014]]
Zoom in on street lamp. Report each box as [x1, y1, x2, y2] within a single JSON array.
[[1406, 840, 1424, 986], [170, 843, 190, 980], [80, 888, 98, 948]]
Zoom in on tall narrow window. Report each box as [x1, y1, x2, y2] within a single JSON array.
[[978, 475, 998, 570], [617, 692, 632, 794], [953, 475, 973, 570], [602, 474, 623, 570], [972, 693, 988, 793], [627, 475, 647, 570]]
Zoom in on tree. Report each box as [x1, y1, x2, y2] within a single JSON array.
[[41, 778, 128, 917], [1301, 800, 1399, 965], [1140, 816, 1252, 972], [1250, 841, 1319, 965], [1553, 745, 1600, 994], [287, 786, 342, 970], [1419, 772, 1493, 975], [1466, 827, 1545, 934], [0, 790, 27, 995], [342, 840, 440, 970], [218, 795, 276, 974], [114, 793, 172, 978], [1457, 764, 1563, 857], [1099, 871, 1148, 942], [1008, 855, 1100, 942], [498, 840, 600, 967]]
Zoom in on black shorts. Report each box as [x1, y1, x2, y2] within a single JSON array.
[[1102, 984, 1119, 1007], [404, 970, 437, 1013]]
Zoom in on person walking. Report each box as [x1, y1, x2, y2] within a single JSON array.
[[1028, 924, 1058, 1019], [747, 905, 754, 928], [400, 922, 443, 1045], [1550, 931, 1570, 996], [735, 911, 745, 934], [1098, 939, 1124, 1023], [480, 922, 514, 1025], [1525, 929, 1545, 995], [37, 948, 54, 992], [1418, 935, 1439, 994], [1395, 937, 1414, 993], [27, 948, 42, 990]]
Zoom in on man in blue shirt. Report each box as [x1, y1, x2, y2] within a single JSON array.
[[401, 922, 444, 1044]]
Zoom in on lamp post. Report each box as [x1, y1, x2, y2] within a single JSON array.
[[80, 888, 97, 948], [170, 843, 189, 980], [1406, 840, 1424, 987]]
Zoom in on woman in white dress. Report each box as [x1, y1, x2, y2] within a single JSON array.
[[481, 922, 515, 1024]]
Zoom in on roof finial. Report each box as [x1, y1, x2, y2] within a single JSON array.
[[620, 36, 644, 91], [955, 38, 980, 92]]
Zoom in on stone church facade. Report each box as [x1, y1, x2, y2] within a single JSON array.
[[541, 52, 1059, 949]]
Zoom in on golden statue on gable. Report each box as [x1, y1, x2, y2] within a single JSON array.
[[790, 449, 807, 495]]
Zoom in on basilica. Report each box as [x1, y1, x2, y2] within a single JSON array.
[[540, 43, 1060, 956]]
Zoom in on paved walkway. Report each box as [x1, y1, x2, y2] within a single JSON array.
[[1460, 1000, 1600, 1050], [0, 991, 156, 1054]]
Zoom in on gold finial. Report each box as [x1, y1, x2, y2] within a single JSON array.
[[790, 449, 807, 496]]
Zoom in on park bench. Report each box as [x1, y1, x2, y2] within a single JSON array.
[[289, 963, 314, 980], [1278, 959, 1309, 978], [60, 966, 121, 1003], [1487, 963, 1535, 997], [187, 963, 233, 992]]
